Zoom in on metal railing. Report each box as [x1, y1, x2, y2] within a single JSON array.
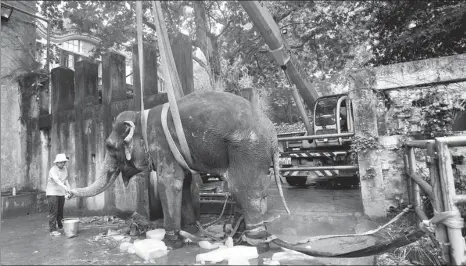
[[277, 132, 354, 142], [404, 135, 466, 265]]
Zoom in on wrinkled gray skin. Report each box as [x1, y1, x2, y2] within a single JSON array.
[[69, 91, 287, 247]]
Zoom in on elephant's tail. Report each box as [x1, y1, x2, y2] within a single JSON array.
[[273, 150, 291, 214]]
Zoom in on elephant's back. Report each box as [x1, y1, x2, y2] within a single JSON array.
[[178, 91, 263, 135], [179, 91, 275, 147]]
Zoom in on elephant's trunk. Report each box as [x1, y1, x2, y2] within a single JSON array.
[[72, 153, 120, 197], [273, 151, 291, 214]]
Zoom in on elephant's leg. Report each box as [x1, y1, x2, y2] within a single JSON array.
[[148, 171, 163, 220], [180, 173, 199, 234], [227, 148, 273, 253], [190, 173, 201, 222], [156, 155, 185, 249]]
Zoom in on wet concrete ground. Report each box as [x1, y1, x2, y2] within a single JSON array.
[[1, 184, 380, 265]]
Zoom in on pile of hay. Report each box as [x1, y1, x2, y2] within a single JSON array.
[[125, 212, 161, 236]]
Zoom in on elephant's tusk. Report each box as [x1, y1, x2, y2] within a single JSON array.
[[124, 121, 135, 143]]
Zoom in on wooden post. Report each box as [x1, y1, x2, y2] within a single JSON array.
[[407, 147, 427, 221], [39, 79, 50, 116], [403, 151, 413, 207], [74, 60, 99, 209], [132, 42, 158, 110], [102, 52, 127, 211], [427, 142, 451, 264], [51, 67, 75, 113], [436, 140, 465, 265], [171, 33, 194, 96], [50, 67, 75, 164], [347, 69, 385, 218], [132, 42, 159, 219]]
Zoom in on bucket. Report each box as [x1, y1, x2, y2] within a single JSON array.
[[62, 218, 80, 237]]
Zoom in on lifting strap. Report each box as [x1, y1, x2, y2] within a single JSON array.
[[161, 103, 197, 174], [135, 1, 150, 155], [151, 1, 194, 166]]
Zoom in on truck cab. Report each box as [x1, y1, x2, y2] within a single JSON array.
[[278, 94, 357, 187], [313, 94, 354, 147]]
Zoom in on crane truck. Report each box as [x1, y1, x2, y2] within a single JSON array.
[[239, 1, 358, 188], [199, 1, 358, 210]]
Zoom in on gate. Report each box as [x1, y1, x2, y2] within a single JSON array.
[[404, 136, 466, 265]]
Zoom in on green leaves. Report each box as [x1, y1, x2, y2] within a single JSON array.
[[370, 1, 466, 66]]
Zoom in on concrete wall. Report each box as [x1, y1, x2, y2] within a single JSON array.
[[371, 56, 466, 212], [379, 83, 466, 136], [1, 1, 38, 193], [323, 54, 466, 215]]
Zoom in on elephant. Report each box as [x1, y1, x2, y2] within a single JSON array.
[[68, 91, 289, 251]]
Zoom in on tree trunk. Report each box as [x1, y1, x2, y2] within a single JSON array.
[[193, 1, 221, 87]]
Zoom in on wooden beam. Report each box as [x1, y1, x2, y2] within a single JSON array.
[[317, 54, 466, 94]]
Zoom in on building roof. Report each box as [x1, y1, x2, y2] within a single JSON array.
[[35, 22, 100, 45]]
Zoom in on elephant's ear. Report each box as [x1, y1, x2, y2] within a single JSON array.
[[123, 121, 135, 161]]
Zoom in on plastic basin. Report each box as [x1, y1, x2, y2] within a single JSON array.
[[62, 218, 80, 237]]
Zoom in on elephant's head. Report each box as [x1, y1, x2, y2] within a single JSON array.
[[70, 111, 151, 197]]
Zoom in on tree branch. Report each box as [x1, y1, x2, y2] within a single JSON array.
[[142, 16, 157, 32], [193, 55, 208, 70], [217, 19, 232, 37]]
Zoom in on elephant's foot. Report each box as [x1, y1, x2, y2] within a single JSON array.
[[163, 230, 185, 250], [240, 225, 272, 254], [240, 233, 271, 254], [182, 222, 199, 235]]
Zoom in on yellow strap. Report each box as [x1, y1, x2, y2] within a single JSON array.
[[161, 103, 197, 174], [151, 1, 193, 166], [135, 1, 150, 153]]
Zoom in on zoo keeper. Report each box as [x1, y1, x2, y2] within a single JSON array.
[[46, 153, 71, 236]]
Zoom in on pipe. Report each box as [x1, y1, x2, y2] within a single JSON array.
[[436, 136, 466, 147], [454, 195, 466, 204], [408, 172, 434, 200], [279, 165, 358, 171], [276, 131, 307, 137], [436, 139, 466, 265], [278, 132, 354, 142], [405, 140, 435, 149], [336, 96, 349, 145], [426, 142, 451, 264]]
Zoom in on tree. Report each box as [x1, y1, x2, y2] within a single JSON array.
[[370, 1, 466, 66], [37, 1, 375, 122]]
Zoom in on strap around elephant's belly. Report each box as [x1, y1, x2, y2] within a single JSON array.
[[161, 103, 198, 174]]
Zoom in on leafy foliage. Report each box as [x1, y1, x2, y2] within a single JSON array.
[[35, 0, 466, 124], [350, 134, 382, 154], [413, 90, 466, 137], [371, 1, 466, 66]]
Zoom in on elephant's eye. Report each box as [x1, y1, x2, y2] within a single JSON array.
[[106, 143, 117, 152]]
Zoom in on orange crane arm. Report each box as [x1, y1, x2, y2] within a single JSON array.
[[240, 1, 320, 109]]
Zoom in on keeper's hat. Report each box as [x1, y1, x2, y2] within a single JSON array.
[[53, 153, 69, 163]]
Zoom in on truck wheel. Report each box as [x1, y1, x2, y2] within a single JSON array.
[[286, 176, 307, 187]]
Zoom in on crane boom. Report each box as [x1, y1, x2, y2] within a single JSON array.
[[239, 1, 320, 109]]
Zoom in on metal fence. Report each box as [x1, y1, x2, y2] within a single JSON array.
[[404, 136, 466, 265]]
